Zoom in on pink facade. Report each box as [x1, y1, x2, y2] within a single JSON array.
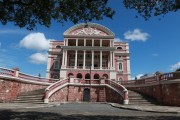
[[46, 23, 130, 82]]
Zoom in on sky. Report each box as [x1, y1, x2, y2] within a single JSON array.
[[0, 1, 180, 79]]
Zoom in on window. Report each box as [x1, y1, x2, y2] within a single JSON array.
[[118, 63, 123, 71], [54, 60, 59, 69], [102, 61, 106, 67], [53, 75, 59, 79]]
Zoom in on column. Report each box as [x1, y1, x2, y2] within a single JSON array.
[[110, 51, 112, 69], [66, 39, 68, 46], [76, 39, 78, 46], [100, 51, 102, 69], [112, 40, 114, 47], [74, 50, 77, 69], [84, 39, 86, 46], [91, 50, 94, 69], [64, 50, 67, 68], [112, 51, 115, 69], [110, 40, 112, 47], [62, 50, 65, 68], [83, 50, 86, 69], [92, 39, 94, 47], [127, 56, 131, 80], [100, 39, 102, 47]]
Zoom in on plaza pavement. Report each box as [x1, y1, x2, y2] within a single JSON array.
[[0, 102, 180, 114]]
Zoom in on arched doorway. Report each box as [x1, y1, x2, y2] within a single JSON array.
[[83, 88, 90, 102], [102, 74, 108, 79], [85, 73, 90, 79], [77, 73, 82, 79], [68, 73, 74, 77], [94, 74, 99, 79]]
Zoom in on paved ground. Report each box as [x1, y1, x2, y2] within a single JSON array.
[[0, 103, 180, 120]]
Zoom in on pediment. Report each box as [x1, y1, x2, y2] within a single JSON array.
[[64, 23, 114, 37]]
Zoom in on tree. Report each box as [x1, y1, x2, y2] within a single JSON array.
[[1, 0, 180, 30], [123, 0, 180, 20], [0, 0, 114, 30]]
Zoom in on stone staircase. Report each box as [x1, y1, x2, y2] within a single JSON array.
[[12, 89, 45, 104], [128, 90, 158, 105]]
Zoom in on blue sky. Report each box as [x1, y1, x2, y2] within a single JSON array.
[[0, 1, 180, 78]]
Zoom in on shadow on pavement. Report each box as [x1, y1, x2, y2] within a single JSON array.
[[0, 109, 179, 120]]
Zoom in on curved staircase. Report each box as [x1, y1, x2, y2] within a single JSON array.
[[128, 90, 158, 105], [13, 89, 45, 104]]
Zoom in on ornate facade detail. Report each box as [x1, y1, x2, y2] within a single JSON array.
[[71, 27, 107, 36]]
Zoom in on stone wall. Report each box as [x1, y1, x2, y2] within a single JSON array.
[[127, 82, 180, 106], [49, 85, 123, 103], [0, 79, 47, 102]]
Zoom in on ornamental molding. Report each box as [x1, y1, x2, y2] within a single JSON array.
[[64, 23, 115, 37]]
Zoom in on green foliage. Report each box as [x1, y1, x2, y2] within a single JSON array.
[[123, 0, 180, 20], [176, 68, 180, 71], [0, 0, 115, 30], [1, 0, 180, 30]]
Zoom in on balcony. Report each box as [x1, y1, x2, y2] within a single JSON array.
[[64, 66, 112, 70]]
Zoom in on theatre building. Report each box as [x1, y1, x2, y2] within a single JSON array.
[[46, 23, 130, 81]]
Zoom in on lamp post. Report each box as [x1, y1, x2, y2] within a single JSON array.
[[90, 64, 92, 85]]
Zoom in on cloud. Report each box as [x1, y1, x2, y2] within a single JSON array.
[[152, 53, 159, 57], [124, 29, 149, 41], [20, 32, 50, 51], [114, 38, 123, 42], [170, 62, 180, 71], [0, 29, 29, 34], [131, 74, 144, 80], [29, 52, 48, 64]]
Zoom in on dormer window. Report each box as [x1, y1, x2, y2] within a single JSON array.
[[117, 47, 123, 50], [56, 45, 61, 49]]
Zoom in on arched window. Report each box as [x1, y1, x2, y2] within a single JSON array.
[[68, 73, 74, 77], [94, 74, 99, 79], [119, 78, 123, 81], [53, 75, 59, 79], [77, 73, 82, 79], [119, 63, 123, 71], [85, 73, 90, 79], [56, 45, 61, 48], [54, 60, 59, 69], [102, 74, 108, 79], [117, 47, 123, 50]]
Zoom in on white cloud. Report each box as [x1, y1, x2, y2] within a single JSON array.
[[29, 52, 48, 64], [114, 38, 123, 42], [170, 62, 180, 71], [131, 74, 144, 80], [20, 32, 50, 51], [124, 29, 149, 41]]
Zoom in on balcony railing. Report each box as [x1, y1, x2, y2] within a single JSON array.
[[65, 66, 111, 70]]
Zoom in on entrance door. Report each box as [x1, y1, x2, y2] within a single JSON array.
[[83, 88, 90, 102]]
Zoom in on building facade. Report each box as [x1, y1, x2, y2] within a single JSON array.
[[46, 23, 130, 81]]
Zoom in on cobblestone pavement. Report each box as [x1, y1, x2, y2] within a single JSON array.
[[0, 103, 180, 120]]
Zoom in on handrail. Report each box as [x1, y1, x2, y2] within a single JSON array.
[[45, 78, 68, 91], [121, 71, 180, 86], [0, 67, 15, 76], [44, 78, 69, 103], [106, 79, 128, 99], [18, 72, 56, 83]]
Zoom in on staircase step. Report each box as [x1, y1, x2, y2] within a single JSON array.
[[128, 90, 158, 106], [12, 88, 45, 104]]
